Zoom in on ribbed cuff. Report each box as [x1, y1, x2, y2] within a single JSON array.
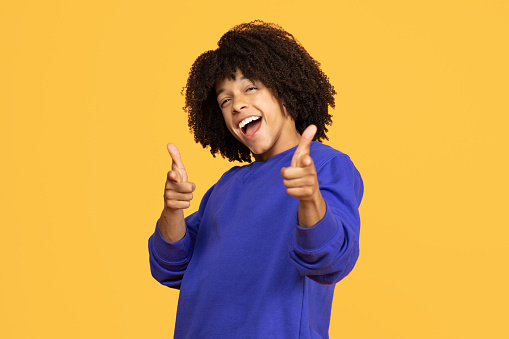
[[294, 206, 341, 251], [153, 221, 192, 263]]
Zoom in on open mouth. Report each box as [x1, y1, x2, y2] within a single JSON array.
[[239, 116, 262, 137]]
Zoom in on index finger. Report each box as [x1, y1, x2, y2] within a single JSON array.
[[167, 143, 187, 175], [291, 125, 317, 167]]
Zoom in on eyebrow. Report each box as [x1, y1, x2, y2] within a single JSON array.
[[216, 76, 249, 97]]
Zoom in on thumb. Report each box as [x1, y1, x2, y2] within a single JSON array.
[[290, 125, 317, 167], [167, 143, 188, 182]]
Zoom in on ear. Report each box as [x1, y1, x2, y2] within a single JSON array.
[[280, 102, 290, 117]]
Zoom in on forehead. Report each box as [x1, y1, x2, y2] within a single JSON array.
[[215, 69, 252, 93]]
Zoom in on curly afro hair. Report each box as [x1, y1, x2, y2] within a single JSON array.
[[183, 20, 336, 163]]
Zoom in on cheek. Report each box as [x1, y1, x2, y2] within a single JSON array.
[[221, 113, 235, 133], [221, 111, 230, 124], [255, 93, 281, 118]]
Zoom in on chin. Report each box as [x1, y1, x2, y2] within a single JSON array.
[[251, 145, 272, 157]]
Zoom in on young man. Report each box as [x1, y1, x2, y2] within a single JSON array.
[[149, 21, 363, 338]]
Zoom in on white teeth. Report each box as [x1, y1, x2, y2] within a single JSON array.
[[238, 116, 260, 129]]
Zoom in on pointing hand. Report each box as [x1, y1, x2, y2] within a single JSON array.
[[281, 125, 326, 227], [281, 125, 319, 201], [164, 143, 196, 210]]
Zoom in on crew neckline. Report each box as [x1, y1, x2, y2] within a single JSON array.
[[248, 141, 320, 167]]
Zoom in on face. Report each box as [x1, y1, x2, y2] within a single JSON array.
[[215, 69, 301, 161]]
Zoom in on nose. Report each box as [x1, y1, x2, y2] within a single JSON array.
[[232, 94, 248, 114]]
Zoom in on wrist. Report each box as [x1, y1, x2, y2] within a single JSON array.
[[162, 206, 182, 217], [158, 208, 186, 243], [298, 193, 326, 228]]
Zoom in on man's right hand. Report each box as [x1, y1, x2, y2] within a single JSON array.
[[164, 143, 196, 211], [159, 143, 195, 243]]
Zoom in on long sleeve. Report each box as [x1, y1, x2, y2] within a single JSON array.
[[148, 222, 195, 288], [289, 154, 364, 285], [148, 185, 215, 288]]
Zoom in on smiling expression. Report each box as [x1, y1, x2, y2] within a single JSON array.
[[215, 69, 301, 162]]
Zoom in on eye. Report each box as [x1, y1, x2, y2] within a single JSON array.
[[246, 86, 257, 92], [220, 98, 230, 107]]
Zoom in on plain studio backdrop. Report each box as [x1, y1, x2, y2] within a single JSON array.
[[1, 1, 508, 338]]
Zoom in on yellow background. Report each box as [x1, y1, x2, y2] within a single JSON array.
[[1, 0, 508, 338]]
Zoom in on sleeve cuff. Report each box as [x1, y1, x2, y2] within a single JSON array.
[[152, 220, 193, 264], [294, 205, 341, 252]]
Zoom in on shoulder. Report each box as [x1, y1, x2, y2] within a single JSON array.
[[309, 142, 353, 171], [213, 163, 250, 186], [311, 142, 364, 206]]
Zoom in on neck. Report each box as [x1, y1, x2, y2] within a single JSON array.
[[253, 128, 302, 162]]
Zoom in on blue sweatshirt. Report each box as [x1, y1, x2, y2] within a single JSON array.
[[149, 142, 363, 338]]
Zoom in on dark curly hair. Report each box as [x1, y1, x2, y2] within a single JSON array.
[[183, 20, 336, 163]]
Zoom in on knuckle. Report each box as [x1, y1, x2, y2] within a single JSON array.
[[164, 190, 175, 199]]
